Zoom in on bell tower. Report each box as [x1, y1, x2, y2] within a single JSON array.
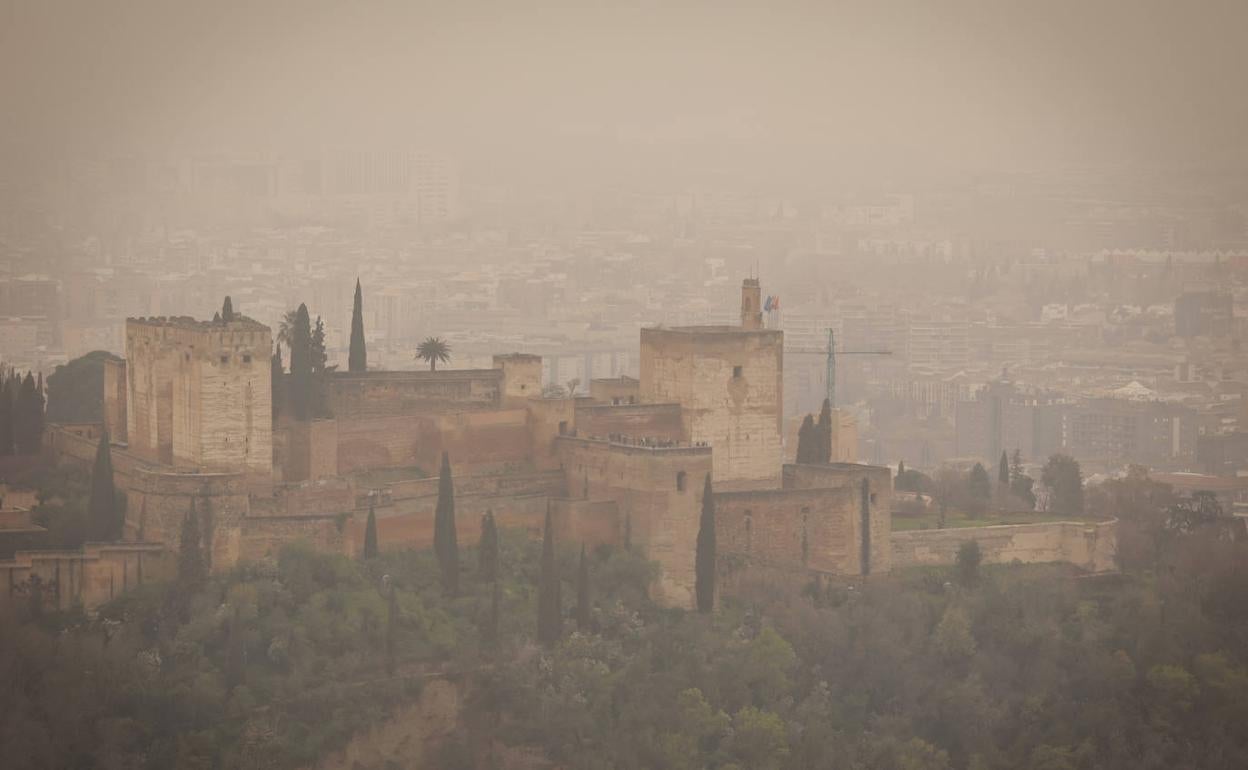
[[741, 278, 762, 330]]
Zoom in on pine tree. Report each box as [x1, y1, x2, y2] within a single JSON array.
[[270, 343, 284, 425], [998, 450, 1010, 487], [349, 278, 367, 373], [289, 304, 313, 420], [362, 503, 379, 560], [433, 452, 459, 595], [536, 503, 562, 646], [386, 584, 399, 675], [695, 474, 716, 613], [1041, 454, 1084, 515], [87, 429, 119, 541], [575, 544, 591, 631], [479, 508, 499, 584], [796, 414, 817, 464], [816, 398, 833, 463], [221, 296, 234, 322]]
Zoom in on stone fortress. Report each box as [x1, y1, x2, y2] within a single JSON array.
[[26, 278, 1114, 610]]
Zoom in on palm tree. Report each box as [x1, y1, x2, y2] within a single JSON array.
[[276, 308, 300, 347], [416, 337, 451, 371]]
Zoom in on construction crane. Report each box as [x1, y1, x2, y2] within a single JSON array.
[[785, 329, 892, 407]]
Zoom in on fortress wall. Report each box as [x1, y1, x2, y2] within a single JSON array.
[[345, 468, 566, 556], [0, 542, 171, 612], [326, 369, 504, 419], [47, 424, 251, 571], [589, 376, 641, 405], [384, 469, 565, 506], [783, 462, 893, 574], [411, 409, 534, 474], [238, 515, 350, 564], [336, 415, 423, 473], [279, 418, 339, 482], [555, 436, 712, 607], [103, 358, 127, 442], [526, 397, 580, 470], [574, 402, 684, 442], [552, 499, 622, 549], [890, 518, 1118, 573], [347, 493, 552, 557], [334, 409, 533, 476], [714, 487, 859, 575]]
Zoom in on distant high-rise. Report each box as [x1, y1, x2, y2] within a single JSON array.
[[1174, 290, 1233, 338]]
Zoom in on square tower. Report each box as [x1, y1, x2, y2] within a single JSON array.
[[125, 317, 272, 477]]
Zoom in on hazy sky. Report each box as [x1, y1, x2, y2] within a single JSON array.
[[3, 0, 1247, 185]]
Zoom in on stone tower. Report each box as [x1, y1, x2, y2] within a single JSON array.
[[125, 316, 273, 478], [741, 277, 763, 330], [640, 279, 783, 484]]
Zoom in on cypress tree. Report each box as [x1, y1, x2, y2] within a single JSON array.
[[14, 372, 44, 455], [87, 429, 119, 541], [575, 543, 591, 631], [433, 452, 459, 595], [998, 450, 1010, 487], [695, 474, 716, 613], [363, 503, 379, 560], [349, 278, 367, 373], [0, 374, 13, 455], [479, 508, 499, 584], [488, 578, 501, 648], [221, 296, 234, 322], [310, 315, 330, 417], [289, 304, 313, 420], [623, 512, 632, 551], [536, 503, 562, 646], [271, 343, 284, 425], [311, 316, 328, 373], [898, 459, 906, 478], [796, 414, 817, 464], [386, 584, 399, 675], [176, 498, 207, 615], [224, 609, 245, 692], [816, 398, 833, 463]]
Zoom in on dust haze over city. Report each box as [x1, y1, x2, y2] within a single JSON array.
[[2, 2, 1248, 768]]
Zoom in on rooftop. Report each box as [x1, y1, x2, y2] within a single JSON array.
[[127, 315, 270, 332]]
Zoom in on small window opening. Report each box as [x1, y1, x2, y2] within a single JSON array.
[[676, 471, 687, 492]]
